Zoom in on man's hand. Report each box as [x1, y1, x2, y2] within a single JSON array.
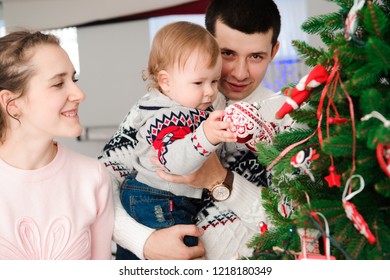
[[144, 225, 206, 260], [151, 152, 227, 190]]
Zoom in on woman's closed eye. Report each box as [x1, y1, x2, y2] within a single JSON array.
[[53, 82, 64, 88]]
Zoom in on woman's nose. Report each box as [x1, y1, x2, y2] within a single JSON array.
[[69, 84, 86, 102]]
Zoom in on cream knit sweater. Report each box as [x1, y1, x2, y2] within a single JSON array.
[[99, 86, 294, 259]]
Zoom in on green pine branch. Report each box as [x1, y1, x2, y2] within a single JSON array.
[[251, 0, 390, 260]]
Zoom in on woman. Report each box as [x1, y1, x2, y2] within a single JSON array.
[[0, 31, 114, 260]]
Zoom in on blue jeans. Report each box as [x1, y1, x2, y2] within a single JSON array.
[[117, 176, 200, 260]]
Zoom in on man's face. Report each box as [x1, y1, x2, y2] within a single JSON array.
[[214, 20, 279, 101]]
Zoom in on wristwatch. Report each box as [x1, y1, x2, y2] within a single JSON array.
[[209, 170, 234, 202]]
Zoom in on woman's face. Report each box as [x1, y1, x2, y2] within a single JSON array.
[[16, 44, 85, 140]]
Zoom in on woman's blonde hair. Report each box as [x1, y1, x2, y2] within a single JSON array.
[[143, 21, 220, 91]]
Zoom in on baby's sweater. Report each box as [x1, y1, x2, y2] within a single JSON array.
[[131, 90, 218, 198]]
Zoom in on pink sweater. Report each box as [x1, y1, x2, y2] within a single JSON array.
[[0, 143, 114, 260]]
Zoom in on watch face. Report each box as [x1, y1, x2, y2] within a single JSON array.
[[213, 185, 230, 201]]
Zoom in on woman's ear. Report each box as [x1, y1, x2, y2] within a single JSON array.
[[157, 70, 170, 93], [0, 90, 20, 117]]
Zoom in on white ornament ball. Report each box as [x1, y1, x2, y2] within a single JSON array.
[[223, 102, 262, 144]]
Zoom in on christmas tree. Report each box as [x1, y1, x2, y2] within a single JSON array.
[[249, 0, 390, 260]]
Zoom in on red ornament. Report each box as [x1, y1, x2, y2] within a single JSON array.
[[324, 165, 341, 187], [328, 117, 349, 124], [376, 143, 390, 178], [297, 228, 320, 256], [278, 195, 293, 218], [276, 65, 329, 119], [342, 174, 376, 244], [343, 201, 376, 244], [291, 148, 320, 182], [296, 228, 335, 260], [344, 0, 366, 40], [223, 102, 264, 147], [258, 221, 268, 234], [245, 120, 277, 152], [297, 213, 336, 260]]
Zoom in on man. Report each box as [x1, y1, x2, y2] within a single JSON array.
[[99, 0, 293, 259]]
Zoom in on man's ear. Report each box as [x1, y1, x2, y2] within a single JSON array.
[[270, 41, 280, 61], [157, 70, 170, 93], [0, 90, 20, 117]]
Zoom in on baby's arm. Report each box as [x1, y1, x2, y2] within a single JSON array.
[[146, 109, 235, 175], [148, 124, 215, 175]]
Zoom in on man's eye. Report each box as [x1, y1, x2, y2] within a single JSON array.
[[251, 54, 263, 60], [221, 51, 233, 57]]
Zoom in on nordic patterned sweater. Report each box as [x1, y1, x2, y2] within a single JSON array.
[[98, 86, 294, 259], [129, 89, 219, 198]]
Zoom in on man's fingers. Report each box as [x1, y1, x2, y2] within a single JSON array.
[[176, 224, 204, 238], [174, 225, 206, 260], [188, 241, 206, 260], [156, 169, 191, 184]]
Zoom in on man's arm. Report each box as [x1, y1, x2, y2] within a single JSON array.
[[154, 153, 271, 231]]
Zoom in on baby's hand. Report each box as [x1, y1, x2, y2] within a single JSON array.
[[203, 110, 237, 145]]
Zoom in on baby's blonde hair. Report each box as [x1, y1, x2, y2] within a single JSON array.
[[143, 21, 220, 91]]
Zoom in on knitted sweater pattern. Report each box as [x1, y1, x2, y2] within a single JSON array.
[[99, 86, 293, 259], [130, 90, 217, 198]]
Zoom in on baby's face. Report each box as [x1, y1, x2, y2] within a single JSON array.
[[163, 50, 222, 111]]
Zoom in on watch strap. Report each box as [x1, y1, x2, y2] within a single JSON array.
[[223, 169, 234, 189]]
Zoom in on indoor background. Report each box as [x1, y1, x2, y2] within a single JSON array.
[[0, 0, 338, 157]]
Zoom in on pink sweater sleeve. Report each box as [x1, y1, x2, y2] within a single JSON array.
[[90, 163, 114, 259]]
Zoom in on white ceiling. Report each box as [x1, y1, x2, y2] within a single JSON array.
[[1, 0, 197, 31]]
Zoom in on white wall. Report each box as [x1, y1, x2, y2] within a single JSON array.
[[56, 20, 150, 157], [306, 0, 339, 48]]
